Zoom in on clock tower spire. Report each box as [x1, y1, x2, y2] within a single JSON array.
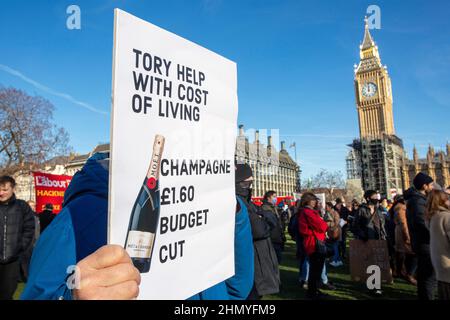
[[354, 16, 395, 138]]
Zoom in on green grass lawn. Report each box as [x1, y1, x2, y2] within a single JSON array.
[[14, 235, 417, 300], [13, 282, 25, 300], [264, 236, 417, 300]]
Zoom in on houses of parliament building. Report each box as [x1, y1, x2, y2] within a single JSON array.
[[235, 125, 301, 198]]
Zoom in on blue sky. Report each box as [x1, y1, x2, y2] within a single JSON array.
[[1, 0, 449, 180]]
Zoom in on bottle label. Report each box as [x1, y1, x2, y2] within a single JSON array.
[[146, 135, 165, 183], [125, 230, 155, 258]]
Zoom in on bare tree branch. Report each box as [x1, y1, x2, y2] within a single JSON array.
[[0, 87, 72, 174]]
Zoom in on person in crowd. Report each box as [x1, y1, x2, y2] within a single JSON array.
[[353, 190, 387, 242], [293, 199, 332, 292], [392, 196, 417, 285], [38, 203, 57, 234], [20, 200, 39, 283], [0, 176, 35, 300], [288, 199, 309, 290], [380, 197, 390, 220], [348, 199, 360, 232], [279, 201, 291, 233], [387, 199, 393, 211], [260, 190, 286, 263], [21, 153, 254, 300], [315, 200, 336, 290], [404, 172, 436, 300], [351, 199, 360, 212], [334, 198, 350, 260], [425, 190, 450, 300], [235, 166, 279, 300], [26, 200, 40, 240], [324, 202, 342, 267], [353, 189, 387, 296], [298, 192, 329, 299], [385, 196, 397, 278]]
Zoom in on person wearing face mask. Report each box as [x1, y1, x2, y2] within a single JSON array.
[[353, 190, 387, 242], [352, 189, 387, 296], [260, 191, 286, 264], [235, 164, 280, 300], [404, 172, 436, 300]]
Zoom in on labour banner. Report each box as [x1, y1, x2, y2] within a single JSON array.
[[32, 172, 72, 214]]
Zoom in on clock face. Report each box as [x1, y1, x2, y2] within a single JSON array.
[[362, 82, 377, 98]]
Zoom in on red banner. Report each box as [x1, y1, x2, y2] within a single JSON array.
[[32, 172, 73, 214]]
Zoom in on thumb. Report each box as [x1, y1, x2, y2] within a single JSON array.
[[80, 245, 132, 270]]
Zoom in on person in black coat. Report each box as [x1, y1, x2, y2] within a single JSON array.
[[0, 176, 35, 300], [353, 190, 387, 241], [404, 172, 436, 300], [260, 191, 286, 263], [352, 189, 387, 296], [235, 164, 280, 300], [38, 203, 56, 234], [334, 198, 351, 260]]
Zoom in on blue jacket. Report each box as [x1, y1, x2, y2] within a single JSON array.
[[21, 153, 254, 300]]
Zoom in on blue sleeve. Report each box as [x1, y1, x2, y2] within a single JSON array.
[[225, 197, 254, 300], [20, 207, 77, 300]]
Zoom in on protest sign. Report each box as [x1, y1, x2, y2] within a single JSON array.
[[32, 172, 72, 214], [109, 9, 238, 299], [349, 239, 393, 284]]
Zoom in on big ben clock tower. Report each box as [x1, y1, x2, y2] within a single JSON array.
[[350, 17, 405, 198], [355, 17, 395, 138]]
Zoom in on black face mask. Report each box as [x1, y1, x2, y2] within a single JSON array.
[[368, 198, 379, 206], [236, 181, 252, 202]]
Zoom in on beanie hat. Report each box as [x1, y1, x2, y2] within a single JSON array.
[[413, 172, 433, 190], [235, 163, 253, 183]]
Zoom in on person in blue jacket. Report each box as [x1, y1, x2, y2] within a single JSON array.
[[21, 152, 254, 300]]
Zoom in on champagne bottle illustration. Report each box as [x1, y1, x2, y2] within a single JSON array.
[[125, 134, 165, 273]]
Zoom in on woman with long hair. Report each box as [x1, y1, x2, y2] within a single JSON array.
[[425, 190, 450, 300], [298, 192, 328, 299]]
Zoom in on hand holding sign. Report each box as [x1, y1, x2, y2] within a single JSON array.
[[73, 245, 141, 300], [110, 9, 237, 299]]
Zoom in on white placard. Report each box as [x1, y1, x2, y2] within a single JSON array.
[[109, 9, 238, 300]]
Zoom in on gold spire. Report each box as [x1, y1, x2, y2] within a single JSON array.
[[413, 145, 419, 163], [361, 16, 375, 50], [427, 144, 435, 162], [359, 16, 380, 61]]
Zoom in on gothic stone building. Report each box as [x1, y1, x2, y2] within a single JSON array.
[[402, 144, 450, 189], [235, 125, 300, 198]]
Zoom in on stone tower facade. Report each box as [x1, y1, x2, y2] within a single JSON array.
[[350, 17, 405, 198]]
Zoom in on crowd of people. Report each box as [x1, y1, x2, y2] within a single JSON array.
[[284, 171, 450, 300], [0, 154, 449, 300]]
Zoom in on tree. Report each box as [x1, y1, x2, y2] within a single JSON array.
[[309, 168, 345, 201], [345, 179, 364, 203], [0, 87, 71, 175]]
